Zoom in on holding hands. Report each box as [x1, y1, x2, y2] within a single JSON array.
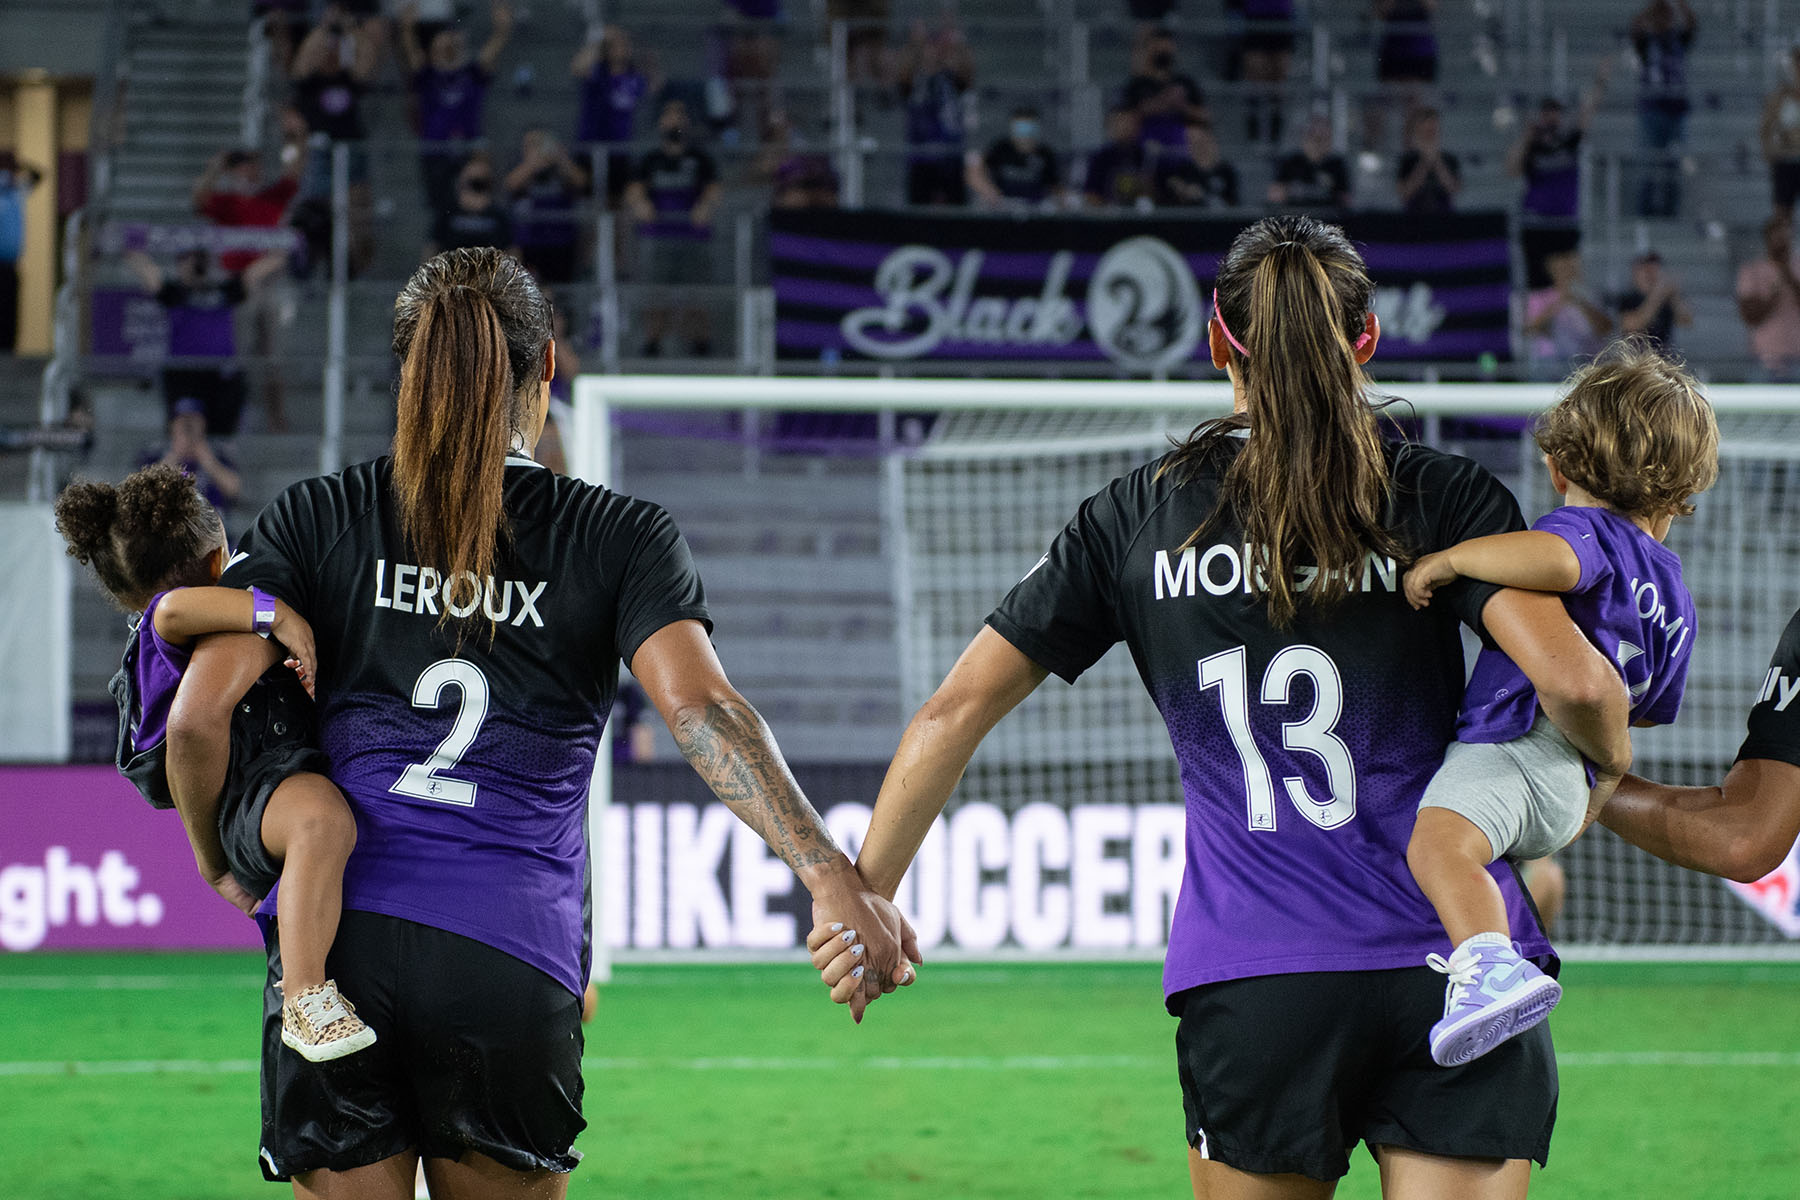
[[806, 885, 920, 1022]]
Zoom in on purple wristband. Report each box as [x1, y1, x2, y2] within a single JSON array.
[[250, 587, 277, 636]]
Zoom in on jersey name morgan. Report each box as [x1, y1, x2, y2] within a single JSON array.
[[1152, 543, 1401, 600], [984, 437, 1554, 1005]]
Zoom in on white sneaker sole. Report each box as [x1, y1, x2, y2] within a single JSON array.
[[1430, 975, 1562, 1067], [282, 1022, 378, 1063]]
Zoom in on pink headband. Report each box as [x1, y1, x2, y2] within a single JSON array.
[[1212, 286, 1373, 357]]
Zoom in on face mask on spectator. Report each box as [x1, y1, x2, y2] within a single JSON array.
[[1012, 120, 1039, 142]]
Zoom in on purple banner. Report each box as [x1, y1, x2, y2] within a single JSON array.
[[771, 208, 1515, 370], [90, 287, 172, 361], [0, 766, 262, 952]]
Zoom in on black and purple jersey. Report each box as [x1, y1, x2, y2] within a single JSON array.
[[1738, 606, 1800, 769], [222, 456, 710, 995], [1458, 506, 1695, 744], [983, 435, 1552, 1004]]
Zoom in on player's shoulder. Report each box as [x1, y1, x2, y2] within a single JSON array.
[[1385, 436, 1503, 504], [257, 456, 386, 536], [520, 470, 679, 547]]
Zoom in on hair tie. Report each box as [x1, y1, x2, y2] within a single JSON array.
[[1212, 285, 1374, 357]]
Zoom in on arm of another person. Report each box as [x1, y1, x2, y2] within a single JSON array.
[[630, 620, 920, 1002], [164, 633, 283, 913], [1738, 264, 1779, 327], [965, 147, 1003, 207], [477, 0, 514, 74], [397, 2, 428, 74], [854, 625, 1050, 901], [1482, 588, 1633, 778], [1602, 760, 1800, 882], [690, 173, 722, 229], [1404, 530, 1582, 608]]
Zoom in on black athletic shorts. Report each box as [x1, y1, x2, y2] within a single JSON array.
[[1172, 967, 1557, 1181], [258, 910, 586, 1182], [221, 673, 327, 897]]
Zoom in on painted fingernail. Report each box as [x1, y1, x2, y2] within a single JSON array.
[[852, 966, 865, 979], [851, 944, 864, 957], [842, 930, 855, 943], [829, 923, 844, 933]]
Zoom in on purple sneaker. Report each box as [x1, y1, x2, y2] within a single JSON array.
[[1426, 932, 1562, 1067]]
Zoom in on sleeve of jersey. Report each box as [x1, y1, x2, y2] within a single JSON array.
[[1736, 607, 1800, 769], [1530, 506, 1612, 595], [613, 505, 713, 668], [1433, 455, 1527, 640], [219, 482, 318, 613], [984, 488, 1125, 685]]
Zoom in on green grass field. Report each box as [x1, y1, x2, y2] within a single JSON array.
[[2, 955, 1797, 1199]]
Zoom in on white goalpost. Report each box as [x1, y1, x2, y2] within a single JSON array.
[[573, 374, 1800, 968]]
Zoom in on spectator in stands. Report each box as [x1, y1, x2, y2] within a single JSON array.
[[626, 100, 722, 357], [400, 0, 514, 218], [1269, 113, 1350, 208], [1631, 0, 1696, 217], [755, 111, 841, 209], [1123, 26, 1208, 152], [1760, 45, 1800, 218], [1364, 0, 1438, 155], [289, 5, 378, 275], [1525, 249, 1613, 377], [1082, 105, 1151, 209], [893, 18, 974, 206], [191, 147, 301, 431], [573, 25, 657, 206], [1509, 61, 1609, 287], [826, 0, 889, 88], [723, 0, 783, 138], [427, 154, 518, 259], [1238, 0, 1297, 144], [1736, 212, 1800, 379], [1395, 106, 1461, 214], [1154, 118, 1239, 208], [139, 398, 241, 518], [1615, 251, 1693, 349], [126, 249, 287, 439], [0, 151, 43, 356], [967, 106, 1063, 209], [505, 130, 590, 284]]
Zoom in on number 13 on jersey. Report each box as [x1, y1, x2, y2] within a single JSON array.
[[1198, 645, 1357, 833]]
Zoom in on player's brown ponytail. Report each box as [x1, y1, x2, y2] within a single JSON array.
[[1163, 215, 1406, 628], [391, 249, 551, 638]]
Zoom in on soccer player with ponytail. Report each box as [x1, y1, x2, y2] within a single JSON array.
[[169, 248, 914, 1197], [812, 216, 1628, 1198]]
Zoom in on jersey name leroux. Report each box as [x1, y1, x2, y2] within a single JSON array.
[[371, 558, 548, 627]]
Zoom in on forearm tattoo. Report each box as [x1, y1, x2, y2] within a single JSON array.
[[671, 697, 842, 871]]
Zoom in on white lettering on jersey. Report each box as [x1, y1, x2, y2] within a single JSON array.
[[1153, 544, 1397, 600], [1630, 576, 1691, 659], [372, 559, 548, 628], [1758, 667, 1800, 712]]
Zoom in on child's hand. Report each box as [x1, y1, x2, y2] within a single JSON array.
[[1581, 770, 1625, 837], [271, 600, 317, 698], [1403, 550, 1459, 610]]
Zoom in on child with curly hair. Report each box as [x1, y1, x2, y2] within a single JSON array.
[[1403, 341, 1719, 1066], [56, 463, 374, 1062]]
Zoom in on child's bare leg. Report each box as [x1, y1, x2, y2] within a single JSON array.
[[1408, 807, 1511, 948], [261, 773, 356, 993]]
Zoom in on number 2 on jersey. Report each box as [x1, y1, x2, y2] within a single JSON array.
[[1197, 645, 1356, 832], [390, 658, 491, 808]]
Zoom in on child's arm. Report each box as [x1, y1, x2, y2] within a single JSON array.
[[1403, 531, 1583, 611], [152, 587, 317, 693]]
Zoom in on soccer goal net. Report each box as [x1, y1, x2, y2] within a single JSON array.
[[572, 375, 1800, 965]]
